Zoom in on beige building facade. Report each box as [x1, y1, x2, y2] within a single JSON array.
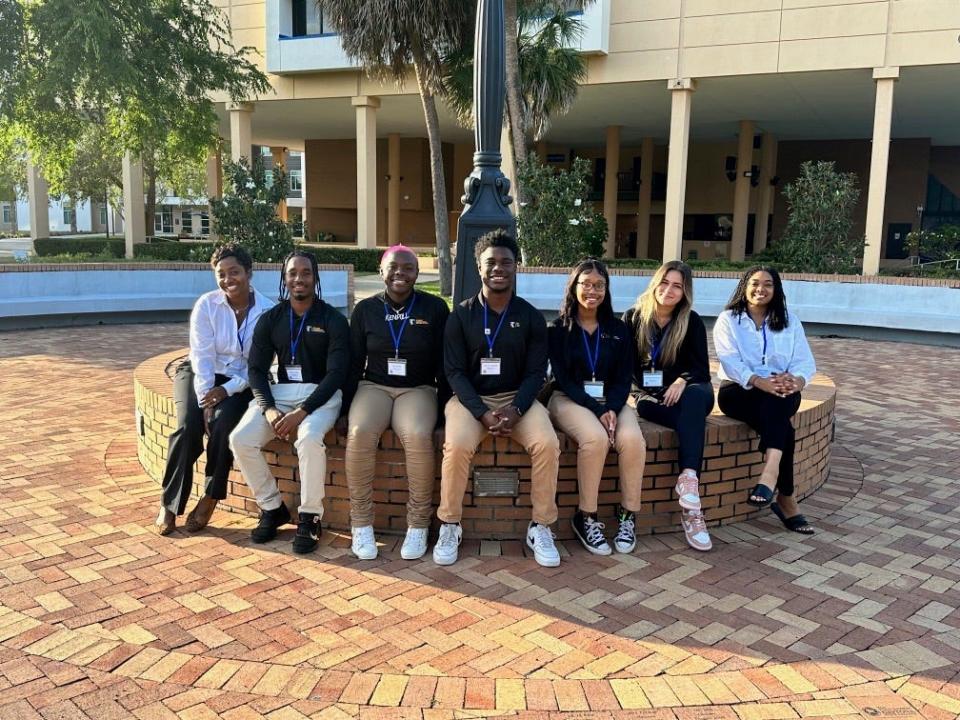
[[54, 0, 960, 270]]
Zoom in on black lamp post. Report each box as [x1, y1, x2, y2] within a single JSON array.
[[453, 0, 516, 304]]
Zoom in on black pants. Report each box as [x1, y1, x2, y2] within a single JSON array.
[[636, 382, 715, 474], [717, 382, 801, 497], [161, 362, 253, 515]]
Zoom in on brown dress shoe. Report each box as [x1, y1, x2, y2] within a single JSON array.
[[185, 496, 218, 533], [156, 507, 176, 536]]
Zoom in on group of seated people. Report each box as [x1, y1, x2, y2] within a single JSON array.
[[155, 228, 817, 567]]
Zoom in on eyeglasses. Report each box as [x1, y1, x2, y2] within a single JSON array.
[[577, 281, 606, 292]]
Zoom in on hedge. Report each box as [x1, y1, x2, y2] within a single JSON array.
[[303, 247, 381, 272], [34, 237, 125, 258], [133, 242, 214, 261]]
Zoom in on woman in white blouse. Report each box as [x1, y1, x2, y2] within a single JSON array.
[[155, 244, 272, 535], [713, 266, 816, 534]]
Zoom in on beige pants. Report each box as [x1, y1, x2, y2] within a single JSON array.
[[438, 393, 560, 526], [345, 381, 438, 528], [548, 392, 646, 513]]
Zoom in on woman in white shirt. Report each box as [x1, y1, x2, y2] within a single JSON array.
[[713, 266, 816, 534], [156, 244, 273, 535]]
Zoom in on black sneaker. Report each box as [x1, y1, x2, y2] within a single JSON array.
[[292, 513, 321, 554], [614, 506, 637, 554], [571, 509, 612, 556], [250, 504, 291, 543]]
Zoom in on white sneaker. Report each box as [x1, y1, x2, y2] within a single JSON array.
[[526, 522, 561, 567], [401, 527, 429, 560], [432, 523, 461, 566], [351, 525, 378, 560]]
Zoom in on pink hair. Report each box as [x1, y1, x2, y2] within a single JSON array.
[[381, 244, 417, 262]]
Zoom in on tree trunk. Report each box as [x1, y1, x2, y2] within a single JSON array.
[[103, 188, 110, 239], [145, 157, 157, 239], [9, 197, 17, 234], [503, 0, 527, 202], [415, 63, 453, 297], [69, 194, 78, 233]]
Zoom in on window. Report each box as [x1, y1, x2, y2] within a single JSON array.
[[2, 205, 10, 224], [289, 169, 302, 193], [99, 205, 108, 227], [291, 0, 331, 36], [181, 211, 193, 234], [63, 205, 76, 226], [154, 208, 174, 234], [200, 212, 210, 236]]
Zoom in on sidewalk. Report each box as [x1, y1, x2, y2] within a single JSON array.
[[0, 324, 957, 719]]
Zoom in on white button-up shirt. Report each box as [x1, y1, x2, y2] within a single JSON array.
[[189, 288, 274, 404], [713, 309, 816, 389]]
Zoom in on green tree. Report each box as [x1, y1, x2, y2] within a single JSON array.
[[0, 123, 26, 232], [8, 0, 270, 237], [316, 0, 474, 296], [445, 2, 590, 203], [769, 160, 863, 274], [516, 154, 605, 266], [210, 157, 295, 263], [0, 0, 24, 119]]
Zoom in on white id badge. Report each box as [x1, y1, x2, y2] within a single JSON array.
[[286, 365, 303, 382], [480, 357, 502, 376], [642, 370, 663, 388], [387, 358, 407, 376], [584, 381, 605, 400]]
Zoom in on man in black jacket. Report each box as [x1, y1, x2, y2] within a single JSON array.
[[433, 230, 561, 568], [229, 251, 350, 554]]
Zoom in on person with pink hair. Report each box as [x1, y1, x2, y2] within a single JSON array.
[[342, 245, 450, 560]]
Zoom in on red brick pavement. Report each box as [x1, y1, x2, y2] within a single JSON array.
[[0, 324, 958, 719]]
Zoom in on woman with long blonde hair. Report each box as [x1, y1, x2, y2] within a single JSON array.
[[623, 261, 714, 551]]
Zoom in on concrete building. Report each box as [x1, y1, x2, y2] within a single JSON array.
[[26, 0, 960, 272]]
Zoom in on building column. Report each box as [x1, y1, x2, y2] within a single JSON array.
[[602, 125, 621, 258], [730, 119, 755, 262], [269, 145, 289, 221], [863, 67, 899, 275], [387, 133, 401, 245], [122, 152, 146, 258], [26, 161, 50, 243], [663, 79, 695, 262], [205, 150, 223, 242], [636, 136, 654, 258], [753, 132, 777, 253], [352, 95, 380, 249], [228, 102, 254, 163]]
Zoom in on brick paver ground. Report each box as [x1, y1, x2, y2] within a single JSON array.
[[0, 324, 958, 719]]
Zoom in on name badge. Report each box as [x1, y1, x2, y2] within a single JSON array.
[[642, 370, 663, 388], [387, 358, 407, 377], [286, 365, 303, 382], [480, 357, 502, 376], [584, 381, 605, 400]]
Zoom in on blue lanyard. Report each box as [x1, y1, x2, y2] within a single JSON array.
[[761, 319, 768, 365], [482, 298, 511, 357], [650, 322, 671, 369], [235, 295, 253, 352], [580, 326, 601, 382], [289, 305, 308, 363], [384, 292, 416, 359]]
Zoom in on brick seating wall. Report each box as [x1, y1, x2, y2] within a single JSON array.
[[135, 349, 836, 538]]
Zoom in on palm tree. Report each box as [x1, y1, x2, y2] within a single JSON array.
[[444, 2, 589, 202], [316, 0, 472, 296]]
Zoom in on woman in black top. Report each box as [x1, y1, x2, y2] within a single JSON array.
[[548, 259, 645, 555], [623, 260, 713, 552]]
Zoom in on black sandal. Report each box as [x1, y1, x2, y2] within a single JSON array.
[[771, 503, 815, 534], [746, 484, 775, 508]]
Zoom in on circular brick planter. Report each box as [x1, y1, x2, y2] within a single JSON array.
[[135, 349, 836, 539]]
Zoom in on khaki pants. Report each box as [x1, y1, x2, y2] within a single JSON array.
[[438, 393, 560, 526], [229, 385, 341, 518], [548, 392, 646, 513], [346, 381, 438, 528]]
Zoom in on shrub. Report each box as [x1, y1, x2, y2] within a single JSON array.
[[307, 247, 382, 272], [34, 236, 125, 257], [516, 155, 607, 267], [133, 241, 214, 262], [768, 160, 863, 273], [210, 157, 296, 263], [906, 225, 960, 261]]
